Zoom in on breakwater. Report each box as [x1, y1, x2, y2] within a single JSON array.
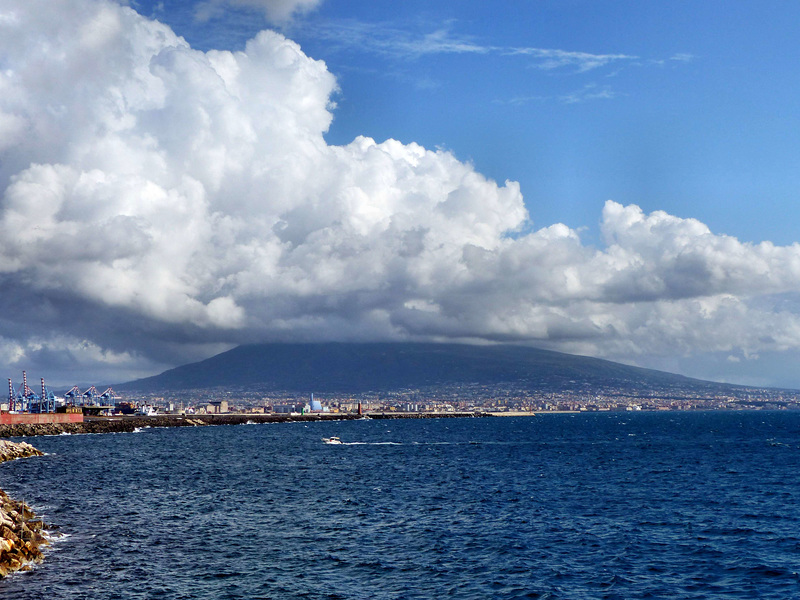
[[0, 440, 46, 578], [0, 411, 487, 438]]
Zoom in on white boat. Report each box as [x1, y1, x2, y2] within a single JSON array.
[[136, 404, 158, 416], [322, 436, 342, 444]]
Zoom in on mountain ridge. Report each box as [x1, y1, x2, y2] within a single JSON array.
[[115, 342, 741, 395]]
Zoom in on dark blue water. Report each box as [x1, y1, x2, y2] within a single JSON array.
[[2, 412, 800, 599]]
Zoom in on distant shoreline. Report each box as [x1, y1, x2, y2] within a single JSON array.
[[0, 411, 490, 438], [2, 407, 783, 438]]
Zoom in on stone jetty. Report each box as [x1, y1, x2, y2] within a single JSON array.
[[0, 440, 46, 578], [0, 413, 351, 437], [0, 411, 488, 438]]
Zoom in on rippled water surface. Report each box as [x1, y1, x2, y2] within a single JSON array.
[[2, 411, 800, 599]]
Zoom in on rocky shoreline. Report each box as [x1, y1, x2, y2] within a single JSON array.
[[0, 440, 47, 578]]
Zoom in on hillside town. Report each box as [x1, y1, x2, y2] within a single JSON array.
[[119, 380, 800, 416]]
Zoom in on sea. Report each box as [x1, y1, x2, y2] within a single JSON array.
[[2, 411, 800, 599]]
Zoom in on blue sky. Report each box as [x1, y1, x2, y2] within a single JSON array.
[[4, 0, 800, 388], [145, 0, 800, 245]]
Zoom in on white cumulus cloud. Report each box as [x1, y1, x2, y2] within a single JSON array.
[[2, 0, 800, 385]]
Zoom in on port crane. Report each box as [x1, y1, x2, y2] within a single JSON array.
[[82, 385, 99, 406], [7, 372, 55, 413], [99, 387, 117, 404], [63, 383, 116, 412], [4, 373, 116, 414], [64, 385, 82, 405]]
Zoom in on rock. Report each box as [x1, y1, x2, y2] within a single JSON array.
[[0, 439, 44, 462], [1, 526, 19, 543], [0, 439, 49, 577]]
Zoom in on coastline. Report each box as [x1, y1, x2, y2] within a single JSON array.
[[3, 407, 761, 438], [0, 440, 47, 578], [0, 411, 489, 438]]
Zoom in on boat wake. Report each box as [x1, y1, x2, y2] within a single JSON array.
[[341, 441, 402, 446]]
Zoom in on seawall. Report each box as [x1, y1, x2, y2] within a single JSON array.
[[0, 412, 84, 426], [0, 440, 46, 578]]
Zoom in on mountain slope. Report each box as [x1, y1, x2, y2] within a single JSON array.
[[115, 342, 727, 394]]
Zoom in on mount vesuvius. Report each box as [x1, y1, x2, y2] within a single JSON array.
[[115, 342, 744, 396]]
